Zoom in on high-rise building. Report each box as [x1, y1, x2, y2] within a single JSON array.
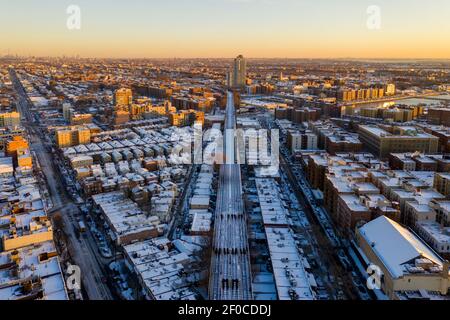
[[229, 55, 247, 89], [114, 88, 133, 106], [63, 103, 74, 122]]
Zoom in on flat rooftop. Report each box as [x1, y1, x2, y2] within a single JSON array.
[[0, 241, 67, 300], [123, 238, 197, 300], [265, 227, 316, 300], [92, 191, 159, 239], [416, 221, 450, 245], [256, 179, 290, 227]]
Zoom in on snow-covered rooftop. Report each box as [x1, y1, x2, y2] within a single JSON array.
[[358, 216, 444, 278]]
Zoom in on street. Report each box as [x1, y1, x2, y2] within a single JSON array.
[[259, 114, 362, 300], [9, 69, 114, 300]]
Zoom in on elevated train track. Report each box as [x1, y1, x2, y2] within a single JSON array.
[[208, 92, 253, 300]]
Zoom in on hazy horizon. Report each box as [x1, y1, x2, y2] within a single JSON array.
[[3, 56, 450, 62]]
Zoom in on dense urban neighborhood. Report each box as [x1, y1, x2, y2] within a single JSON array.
[[1, 55, 450, 302]]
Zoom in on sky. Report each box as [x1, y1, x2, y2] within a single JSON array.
[[1, 0, 450, 59]]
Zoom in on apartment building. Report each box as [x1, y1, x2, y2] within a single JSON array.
[[310, 121, 362, 155], [55, 127, 91, 148], [114, 88, 133, 106], [428, 108, 450, 127], [287, 131, 318, 152], [169, 110, 205, 127], [0, 111, 20, 127], [389, 153, 438, 172], [337, 86, 386, 102], [275, 107, 320, 124], [420, 125, 450, 153], [359, 125, 439, 159], [434, 173, 450, 198]]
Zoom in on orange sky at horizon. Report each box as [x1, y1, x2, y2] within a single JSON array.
[[1, 0, 450, 59]]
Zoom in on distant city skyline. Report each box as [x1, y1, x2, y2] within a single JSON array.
[[1, 0, 450, 59]]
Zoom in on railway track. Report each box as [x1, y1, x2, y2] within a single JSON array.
[[208, 92, 253, 300]]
